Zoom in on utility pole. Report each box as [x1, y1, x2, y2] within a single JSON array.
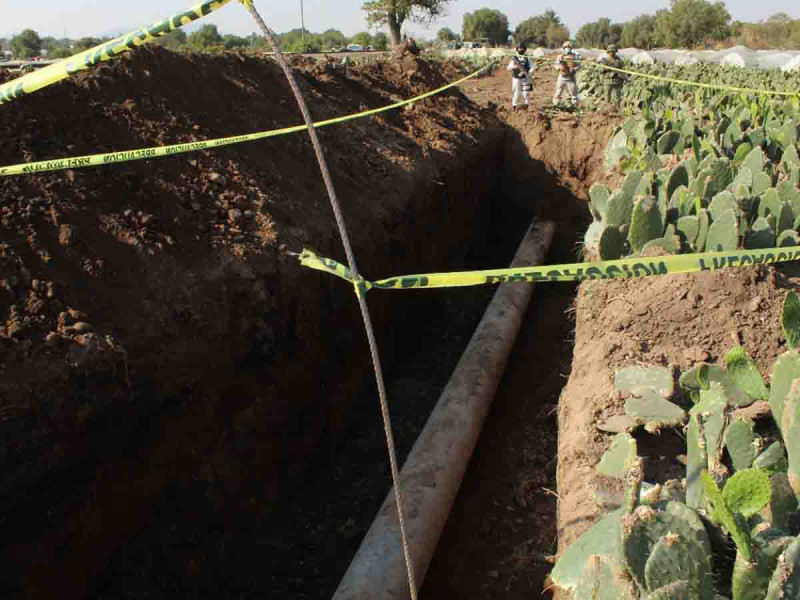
[[300, 0, 306, 46]]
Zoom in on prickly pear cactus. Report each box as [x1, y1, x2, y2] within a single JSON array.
[[782, 291, 800, 351], [599, 224, 626, 260], [782, 380, 800, 502], [629, 197, 664, 253], [598, 433, 637, 480], [677, 215, 700, 249], [615, 366, 674, 398], [746, 217, 776, 249], [607, 191, 635, 227], [705, 209, 739, 252], [621, 502, 714, 599], [776, 229, 800, 248], [575, 554, 638, 600], [765, 536, 800, 600], [590, 183, 611, 222], [725, 346, 769, 402], [709, 191, 739, 222], [625, 391, 687, 433], [725, 419, 756, 472], [768, 351, 800, 432]]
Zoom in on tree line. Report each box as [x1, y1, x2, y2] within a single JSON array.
[[3, 0, 800, 61], [0, 25, 390, 61]]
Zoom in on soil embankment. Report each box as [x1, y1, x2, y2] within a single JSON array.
[[0, 49, 525, 599]]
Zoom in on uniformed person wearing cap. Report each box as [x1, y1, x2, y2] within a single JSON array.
[[553, 41, 581, 107], [598, 44, 626, 107]]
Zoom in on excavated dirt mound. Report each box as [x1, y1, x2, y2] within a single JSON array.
[[556, 265, 800, 579], [0, 48, 521, 599]]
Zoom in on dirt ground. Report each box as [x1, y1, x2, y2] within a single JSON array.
[[0, 49, 519, 599], [0, 50, 629, 600]]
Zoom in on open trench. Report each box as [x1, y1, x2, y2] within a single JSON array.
[[0, 57, 618, 600]]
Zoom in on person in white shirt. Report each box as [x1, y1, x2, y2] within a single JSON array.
[[507, 43, 533, 111]]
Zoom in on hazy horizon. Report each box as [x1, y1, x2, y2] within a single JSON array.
[[2, 1, 797, 41]]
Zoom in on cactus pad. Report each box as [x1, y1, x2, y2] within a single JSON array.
[[615, 366, 674, 398], [777, 229, 800, 248], [725, 346, 769, 401], [590, 183, 611, 222], [782, 380, 800, 502], [696, 209, 711, 252], [725, 419, 757, 472], [598, 433, 637, 480], [705, 209, 740, 252], [677, 215, 700, 248], [754, 442, 787, 472], [709, 191, 739, 222], [743, 147, 766, 175], [551, 509, 625, 590], [575, 555, 637, 600], [687, 414, 708, 509], [722, 469, 772, 518], [598, 224, 626, 260], [607, 191, 635, 227], [768, 351, 800, 432], [625, 391, 687, 432], [745, 217, 776, 249], [629, 197, 664, 253], [765, 536, 800, 600], [782, 292, 800, 351], [621, 502, 714, 599], [644, 533, 694, 592]]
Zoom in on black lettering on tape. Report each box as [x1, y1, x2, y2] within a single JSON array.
[[728, 256, 740, 268], [606, 266, 622, 278], [632, 263, 651, 277], [585, 267, 605, 280], [546, 270, 563, 281], [740, 255, 753, 266]]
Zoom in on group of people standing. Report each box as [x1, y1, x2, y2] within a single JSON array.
[[507, 42, 626, 111]]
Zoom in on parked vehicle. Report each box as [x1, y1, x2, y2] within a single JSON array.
[[345, 44, 363, 52]]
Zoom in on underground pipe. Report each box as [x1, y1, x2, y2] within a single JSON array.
[[332, 219, 556, 600]]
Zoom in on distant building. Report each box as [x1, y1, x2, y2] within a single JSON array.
[[1, 50, 12, 61]]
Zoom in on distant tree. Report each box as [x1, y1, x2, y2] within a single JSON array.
[[767, 12, 793, 23], [352, 32, 374, 47], [546, 23, 571, 48], [73, 37, 105, 52], [663, 0, 731, 47], [188, 24, 223, 50], [462, 8, 510, 45], [248, 32, 269, 50], [372, 32, 390, 50], [223, 34, 250, 49], [514, 9, 562, 47], [437, 27, 460, 42], [10, 29, 42, 59], [362, 0, 453, 47], [155, 29, 187, 50], [321, 28, 347, 50], [621, 14, 659, 49], [575, 17, 622, 48], [41, 36, 73, 58]]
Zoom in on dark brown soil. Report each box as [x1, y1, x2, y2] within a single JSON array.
[[556, 266, 798, 553], [0, 48, 524, 600]]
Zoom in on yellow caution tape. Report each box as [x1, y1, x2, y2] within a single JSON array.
[[591, 62, 800, 98], [297, 246, 800, 291], [0, 59, 497, 177], [0, 0, 233, 106]]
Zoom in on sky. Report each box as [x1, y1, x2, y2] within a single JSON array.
[[1, 0, 797, 41]]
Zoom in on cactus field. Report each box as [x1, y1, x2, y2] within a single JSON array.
[[552, 59, 800, 600]]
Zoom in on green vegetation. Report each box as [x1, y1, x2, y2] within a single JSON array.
[[552, 297, 800, 598], [10, 29, 42, 59], [575, 18, 623, 49], [462, 8, 510, 45], [362, 0, 452, 47], [514, 9, 570, 49], [578, 60, 800, 260]]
